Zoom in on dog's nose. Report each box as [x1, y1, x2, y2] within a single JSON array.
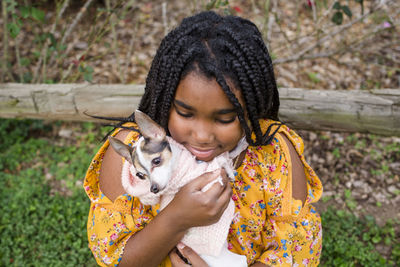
[[150, 184, 159, 194]]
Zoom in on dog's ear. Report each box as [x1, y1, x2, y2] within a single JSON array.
[[108, 136, 134, 164], [135, 110, 166, 142]]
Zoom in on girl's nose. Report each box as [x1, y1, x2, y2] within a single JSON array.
[[192, 121, 214, 144]]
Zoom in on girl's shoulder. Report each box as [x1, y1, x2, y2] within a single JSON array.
[[243, 118, 323, 206], [83, 122, 141, 204], [247, 119, 305, 159], [258, 118, 305, 153]]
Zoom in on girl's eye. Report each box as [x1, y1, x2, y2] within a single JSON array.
[[176, 109, 193, 118], [136, 172, 146, 180], [151, 157, 161, 166], [217, 116, 237, 124]]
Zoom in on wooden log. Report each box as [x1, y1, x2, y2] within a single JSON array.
[[278, 88, 400, 136], [0, 83, 143, 122], [0, 83, 399, 136]]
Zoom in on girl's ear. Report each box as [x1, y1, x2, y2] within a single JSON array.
[[134, 110, 166, 141], [108, 136, 134, 165]]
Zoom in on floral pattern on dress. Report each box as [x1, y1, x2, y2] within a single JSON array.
[[84, 120, 323, 266]]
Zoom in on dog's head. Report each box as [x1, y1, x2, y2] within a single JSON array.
[[108, 110, 174, 194]]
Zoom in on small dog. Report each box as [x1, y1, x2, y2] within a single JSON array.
[[108, 110, 248, 267], [109, 110, 177, 195]]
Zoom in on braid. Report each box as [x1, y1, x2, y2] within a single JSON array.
[[213, 72, 253, 144], [211, 37, 265, 145], [253, 34, 280, 120], [158, 44, 201, 128], [99, 11, 280, 145], [141, 18, 218, 122], [217, 23, 269, 117]]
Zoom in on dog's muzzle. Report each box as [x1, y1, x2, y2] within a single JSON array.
[[150, 184, 160, 194]]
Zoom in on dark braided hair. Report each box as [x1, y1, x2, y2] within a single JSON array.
[[97, 11, 281, 146]]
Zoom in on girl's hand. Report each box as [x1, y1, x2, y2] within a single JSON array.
[[170, 244, 209, 267], [164, 168, 232, 230]]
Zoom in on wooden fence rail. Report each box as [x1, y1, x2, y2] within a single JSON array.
[[0, 83, 399, 136]]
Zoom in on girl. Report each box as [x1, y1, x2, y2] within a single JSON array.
[[84, 11, 323, 267]]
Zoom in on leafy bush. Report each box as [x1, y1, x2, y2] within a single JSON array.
[[321, 207, 399, 266], [0, 118, 99, 266], [0, 119, 52, 153]]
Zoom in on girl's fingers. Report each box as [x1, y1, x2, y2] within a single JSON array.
[[169, 168, 232, 228], [189, 169, 221, 191], [178, 244, 209, 267], [202, 168, 230, 201], [169, 248, 191, 267]]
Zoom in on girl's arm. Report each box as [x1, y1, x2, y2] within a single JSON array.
[[281, 134, 307, 204], [99, 130, 232, 267], [253, 133, 311, 266]]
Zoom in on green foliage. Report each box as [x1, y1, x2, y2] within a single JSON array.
[[354, 0, 364, 11], [332, 147, 341, 159], [331, 1, 361, 25], [79, 65, 94, 83], [7, 17, 21, 38], [321, 207, 400, 266], [307, 71, 321, 83], [0, 118, 100, 266], [4, 0, 53, 83], [332, 10, 344, 25], [31, 7, 45, 23], [206, 0, 229, 10], [2, 0, 140, 83], [205, 0, 236, 15], [344, 189, 357, 210], [6, 2, 46, 39], [0, 171, 96, 266], [0, 119, 52, 153]]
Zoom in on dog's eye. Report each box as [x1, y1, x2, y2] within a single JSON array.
[[136, 172, 145, 180], [152, 157, 161, 166]]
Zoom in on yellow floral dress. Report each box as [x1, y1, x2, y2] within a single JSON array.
[[84, 119, 323, 266]]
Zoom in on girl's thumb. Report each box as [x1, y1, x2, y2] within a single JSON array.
[[192, 169, 221, 190]]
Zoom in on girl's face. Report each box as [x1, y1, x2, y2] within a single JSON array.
[[168, 72, 245, 162]]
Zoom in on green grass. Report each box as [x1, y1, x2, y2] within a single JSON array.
[[321, 208, 399, 266], [0, 119, 103, 266], [0, 118, 399, 266]]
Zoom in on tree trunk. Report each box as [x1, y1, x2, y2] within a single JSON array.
[[1, 83, 399, 136]]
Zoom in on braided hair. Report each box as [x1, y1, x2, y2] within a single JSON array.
[[99, 11, 281, 146]]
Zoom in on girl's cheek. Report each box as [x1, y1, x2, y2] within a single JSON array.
[[168, 115, 190, 141]]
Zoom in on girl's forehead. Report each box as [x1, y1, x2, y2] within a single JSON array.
[[174, 72, 244, 111]]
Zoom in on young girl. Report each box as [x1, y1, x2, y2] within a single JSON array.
[[84, 11, 323, 267]]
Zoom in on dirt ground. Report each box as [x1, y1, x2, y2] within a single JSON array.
[[2, 0, 400, 227]]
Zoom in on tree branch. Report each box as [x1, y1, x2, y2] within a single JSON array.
[[106, 0, 123, 82], [12, 13, 23, 82], [2, 0, 9, 82], [33, 0, 70, 83], [273, 0, 393, 64], [47, 0, 94, 69]]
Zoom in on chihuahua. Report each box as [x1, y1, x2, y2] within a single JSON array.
[[109, 110, 177, 195]]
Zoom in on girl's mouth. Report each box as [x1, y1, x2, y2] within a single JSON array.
[[186, 146, 216, 161]]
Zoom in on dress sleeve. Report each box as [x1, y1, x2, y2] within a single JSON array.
[[84, 125, 159, 266], [87, 196, 156, 266], [255, 131, 323, 266]]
